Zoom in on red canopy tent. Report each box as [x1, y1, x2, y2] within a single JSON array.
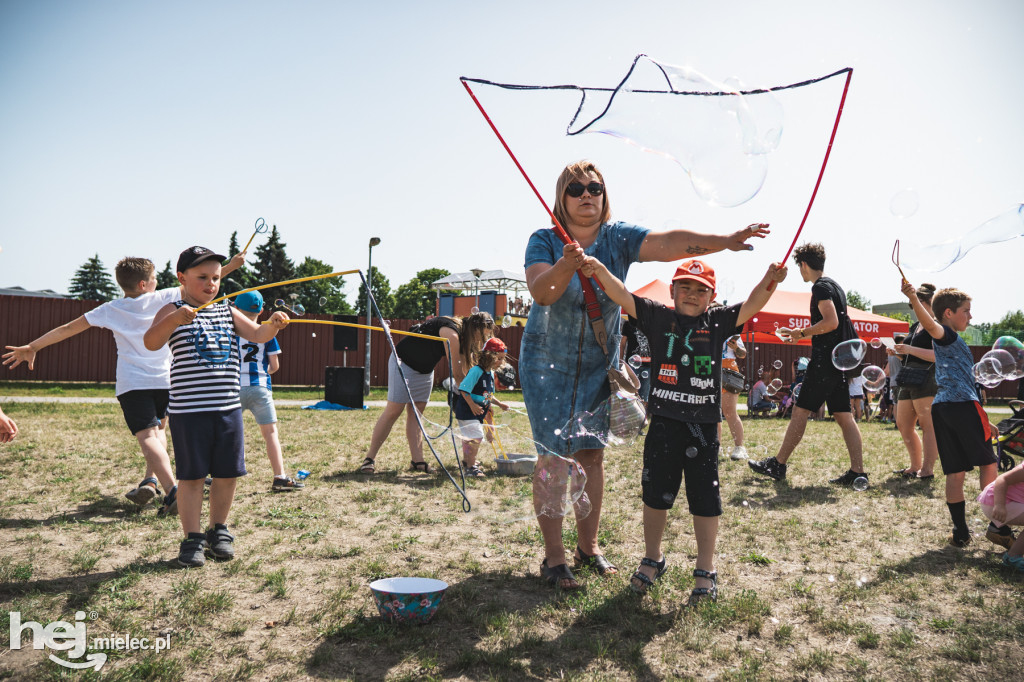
[[630, 280, 910, 345]]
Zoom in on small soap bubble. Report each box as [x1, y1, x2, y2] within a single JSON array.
[[869, 337, 882, 349], [861, 365, 886, 392], [772, 359, 783, 370], [831, 339, 867, 371], [890, 188, 919, 218], [470, 306, 479, 314], [318, 296, 327, 307], [853, 476, 869, 491], [311, 332, 316, 338], [757, 365, 763, 377], [741, 500, 749, 507], [553, 428, 562, 436], [628, 354, 643, 369], [501, 315, 512, 328], [712, 480, 719, 487], [641, 370, 649, 379], [685, 446, 698, 458]]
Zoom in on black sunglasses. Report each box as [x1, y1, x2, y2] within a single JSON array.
[[565, 181, 604, 198]]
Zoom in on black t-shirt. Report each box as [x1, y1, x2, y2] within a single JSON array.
[[902, 321, 934, 369], [809, 276, 853, 360], [632, 295, 741, 424], [395, 316, 460, 374], [622, 317, 651, 360]]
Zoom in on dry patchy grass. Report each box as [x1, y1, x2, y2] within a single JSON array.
[[0, 400, 1021, 681]]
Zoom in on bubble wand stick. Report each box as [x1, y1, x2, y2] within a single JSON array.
[[241, 217, 270, 254], [195, 270, 359, 311]]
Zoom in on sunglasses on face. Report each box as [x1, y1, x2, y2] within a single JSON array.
[[565, 181, 604, 198]]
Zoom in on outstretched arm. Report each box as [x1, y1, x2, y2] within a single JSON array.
[[3, 315, 92, 371], [637, 223, 769, 262], [580, 256, 636, 318], [902, 280, 944, 339], [236, 309, 288, 344], [737, 263, 787, 326]]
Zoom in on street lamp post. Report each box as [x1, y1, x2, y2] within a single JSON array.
[[364, 237, 381, 396], [470, 267, 484, 314]]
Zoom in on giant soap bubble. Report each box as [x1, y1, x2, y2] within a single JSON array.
[[832, 339, 867, 371], [861, 365, 886, 392]]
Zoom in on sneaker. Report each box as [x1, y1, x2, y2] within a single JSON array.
[[748, 457, 786, 481], [157, 485, 178, 517], [126, 478, 160, 506], [986, 523, 1016, 550], [1002, 553, 1024, 572], [729, 446, 748, 461], [177, 535, 207, 568], [205, 524, 235, 560], [830, 469, 868, 486], [948, 530, 972, 548], [272, 476, 305, 492]]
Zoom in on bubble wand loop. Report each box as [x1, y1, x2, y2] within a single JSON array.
[[891, 240, 909, 284], [241, 217, 269, 254], [769, 67, 853, 292], [195, 270, 358, 311]]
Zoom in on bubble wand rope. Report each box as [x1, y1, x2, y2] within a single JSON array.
[[461, 78, 610, 351], [891, 240, 909, 284], [195, 270, 359, 311], [360, 271, 471, 512]]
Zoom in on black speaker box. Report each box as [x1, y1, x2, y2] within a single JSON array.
[[325, 366, 364, 408], [333, 314, 359, 351]]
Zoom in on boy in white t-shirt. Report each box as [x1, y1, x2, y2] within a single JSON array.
[[3, 254, 243, 512], [848, 374, 866, 421], [232, 291, 304, 491]]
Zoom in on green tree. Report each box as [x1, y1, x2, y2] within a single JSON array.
[[846, 290, 871, 311], [250, 225, 295, 306], [293, 257, 354, 315], [357, 269, 394, 319], [878, 311, 913, 324], [68, 254, 119, 302], [985, 310, 1024, 345], [156, 261, 177, 290], [393, 268, 449, 320], [221, 231, 253, 295]]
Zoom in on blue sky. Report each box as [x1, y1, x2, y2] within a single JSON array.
[[1, 0, 1021, 322]]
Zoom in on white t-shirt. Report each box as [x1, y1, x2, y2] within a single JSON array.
[[848, 375, 866, 397], [83, 287, 181, 396]]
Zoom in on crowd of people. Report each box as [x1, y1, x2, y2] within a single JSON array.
[[2, 158, 1022, 587]]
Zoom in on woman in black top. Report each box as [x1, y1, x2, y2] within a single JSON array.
[[888, 283, 938, 479], [359, 312, 494, 474]]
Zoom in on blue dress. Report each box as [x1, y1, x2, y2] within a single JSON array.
[[520, 221, 649, 455]]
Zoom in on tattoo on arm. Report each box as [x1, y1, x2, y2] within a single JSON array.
[[685, 245, 711, 255]]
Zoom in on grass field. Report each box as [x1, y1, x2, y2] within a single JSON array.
[[0, 393, 1021, 681]]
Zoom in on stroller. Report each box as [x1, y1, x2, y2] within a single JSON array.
[[994, 400, 1024, 472]]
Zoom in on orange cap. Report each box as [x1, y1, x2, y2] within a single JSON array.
[[671, 259, 716, 291]]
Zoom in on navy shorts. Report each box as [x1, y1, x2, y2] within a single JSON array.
[[641, 416, 721, 516], [169, 408, 246, 481], [117, 389, 169, 435], [796, 360, 850, 414], [932, 401, 997, 475]]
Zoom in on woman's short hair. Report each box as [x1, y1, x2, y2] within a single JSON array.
[[552, 160, 611, 231], [792, 243, 826, 271]]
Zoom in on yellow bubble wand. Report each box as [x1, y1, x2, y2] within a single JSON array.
[[196, 270, 359, 311]]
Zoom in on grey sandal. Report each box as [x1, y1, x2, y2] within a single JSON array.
[[629, 555, 667, 594], [688, 568, 718, 606]]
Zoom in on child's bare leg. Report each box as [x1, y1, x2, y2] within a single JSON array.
[[136, 424, 176, 493], [463, 439, 480, 467], [178, 479, 205, 535], [693, 514, 720, 589], [632, 504, 668, 587], [208, 477, 237, 527], [260, 422, 285, 478], [721, 391, 743, 447], [979, 463, 997, 491]]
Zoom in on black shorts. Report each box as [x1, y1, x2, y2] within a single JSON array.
[[117, 389, 169, 435], [932, 401, 997, 475], [796, 360, 850, 414], [641, 416, 721, 517], [168, 408, 246, 481]]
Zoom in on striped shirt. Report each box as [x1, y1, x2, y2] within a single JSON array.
[[168, 301, 241, 413], [238, 336, 281, 389]]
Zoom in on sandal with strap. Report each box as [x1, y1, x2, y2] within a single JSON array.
[[629, 555, 667, 594], [358, 458, 375, 474], [688, 568, 718, 606], [465, 463, 486, 478], [410, 460, 432, 474], [574, 545, 618, 575], [540, 559, 579, 589], [126, 477, 160, 506]]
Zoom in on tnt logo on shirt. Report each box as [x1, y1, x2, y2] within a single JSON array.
[[658, 364, 678, 385]]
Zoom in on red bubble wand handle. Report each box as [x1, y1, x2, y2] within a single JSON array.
[[769, 67, 854, 291]]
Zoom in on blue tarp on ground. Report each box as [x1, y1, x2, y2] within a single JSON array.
[[301, 400, 367, 411]]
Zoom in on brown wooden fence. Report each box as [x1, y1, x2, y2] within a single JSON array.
[[0, 294, 1019, 399]]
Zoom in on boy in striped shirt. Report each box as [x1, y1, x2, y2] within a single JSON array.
[[145, 246, 288, 568]]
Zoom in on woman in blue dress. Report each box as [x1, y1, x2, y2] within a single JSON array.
[[522, 160, 769, 589]]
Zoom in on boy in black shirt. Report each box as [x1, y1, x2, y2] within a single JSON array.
[[748, 243, 867, 485], [582, 256, 786, 604]]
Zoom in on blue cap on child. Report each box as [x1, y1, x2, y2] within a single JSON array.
[[234, 291, 264, 313]]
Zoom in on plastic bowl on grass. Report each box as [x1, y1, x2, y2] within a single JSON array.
[[369, 577, 447, 624], [494, 453, 537, 476]]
